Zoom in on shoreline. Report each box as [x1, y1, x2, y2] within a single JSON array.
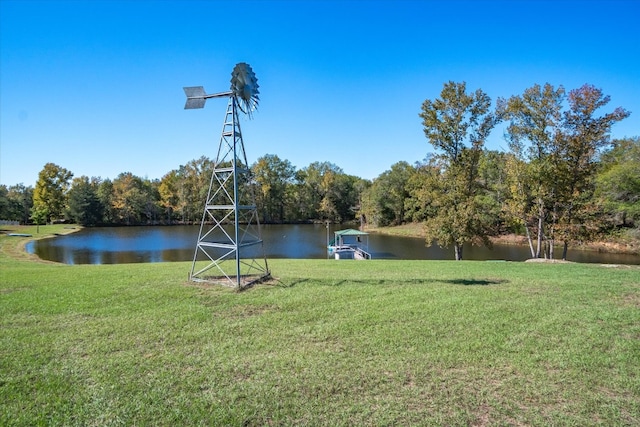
[[0, 224, 82, 263], [364, 223, 640, 256]]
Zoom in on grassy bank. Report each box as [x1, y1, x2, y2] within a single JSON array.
[[1, 227, 639, 425]]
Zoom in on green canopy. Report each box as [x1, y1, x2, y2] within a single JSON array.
[[334, 229, 368, 236]]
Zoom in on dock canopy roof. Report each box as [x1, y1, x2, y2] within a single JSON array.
[[334, 229, 368, 236]]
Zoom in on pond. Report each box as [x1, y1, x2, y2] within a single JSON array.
[[27, 224, 640, 265]]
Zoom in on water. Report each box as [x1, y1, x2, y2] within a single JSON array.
[[27, 224, 640, 265]]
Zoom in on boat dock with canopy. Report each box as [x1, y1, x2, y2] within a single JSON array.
[[327, 229, 371, 260]]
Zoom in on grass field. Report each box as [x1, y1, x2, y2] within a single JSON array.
[[1, 225, 639, 425]]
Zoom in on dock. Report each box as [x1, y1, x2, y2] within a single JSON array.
[[327, 229, 371, 260]]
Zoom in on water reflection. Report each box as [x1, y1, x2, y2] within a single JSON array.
[[27, 224, 640, 265]]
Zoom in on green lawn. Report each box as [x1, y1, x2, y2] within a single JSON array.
[[1, 226, 639, 425]]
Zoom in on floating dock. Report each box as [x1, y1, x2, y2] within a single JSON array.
[[327, 229, 371, 260]]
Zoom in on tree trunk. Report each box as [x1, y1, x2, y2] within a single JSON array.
[[524, 224, 536, 258], [562, 240, 569, 260], [536, 210, 544, 258], [454, 244, 463, 260], [549, 203, 558, 260]]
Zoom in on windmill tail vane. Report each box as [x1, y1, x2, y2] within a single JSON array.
[[183, 86, 232, 110]]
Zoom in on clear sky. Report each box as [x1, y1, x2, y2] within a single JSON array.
[[1, 0, 638, 187]]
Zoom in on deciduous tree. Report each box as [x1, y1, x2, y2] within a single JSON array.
[[555, 84, 630, 258], [419, 81, 497, 260], [595, 137, 640, 228], [97, 179, 115, 224], [111, 172, 149, 225], [30, 205, 48, 232], [298, 162, 344, 222], [497, 83, 565, 258], [252, 154, 295, 223], [158, 170, 180, 223], [499, 83, 630, 260], [176, 156, 215, 223], [33, 163, 73, 223], [0, 184, 33, 223], [0, 186, 8, 220], [361, 161, 414, 227]]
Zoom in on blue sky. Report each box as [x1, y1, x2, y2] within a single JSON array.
[[1, 0, 638, 186]]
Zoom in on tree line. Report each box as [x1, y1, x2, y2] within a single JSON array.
[[0, 157, 367, 228], [1, 82, 637, 260]]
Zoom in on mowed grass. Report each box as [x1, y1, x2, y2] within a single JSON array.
[[1, 226, 639, 426]]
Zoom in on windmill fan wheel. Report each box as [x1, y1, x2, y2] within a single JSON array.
[[231, 62, 260, 115]]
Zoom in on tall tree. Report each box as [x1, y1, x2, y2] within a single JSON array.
[[405, 158, 437, 224], [595, 137, 640, 228], [419, 81, 497, 260], [499, 83, 630, 260], [252, 154, 295, 223], [141, 178, 161, 224], [172, 156, 214, 223], [297, 161, 344, 222], [329, 173, 364, 223], [33, 163, 73, 223], [158, 170, 180, 223], [501, 153, 537, 256], [476, 150, 509, 234], [111, 172, 148, 225], [66, 176, 104, 226], [497, 83, 565, 258], [97, 179, 115, 224], [555, 84, 630, 259], [0, 184, 33, 223], [0, 185, 9, 220], [361, 161, 414, 227]]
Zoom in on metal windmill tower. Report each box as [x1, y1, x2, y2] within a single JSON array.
[[183, 63, 270, 289]]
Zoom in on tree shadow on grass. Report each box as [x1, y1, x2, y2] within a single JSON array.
[[314, 278, 440, 287], [268, 278, 308, 288], [443, 278, 509, 286], [258, 277, 508, 289]]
